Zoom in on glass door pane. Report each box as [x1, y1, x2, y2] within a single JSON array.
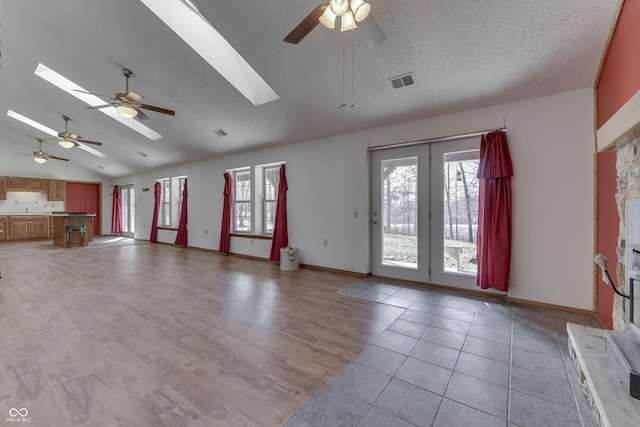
[[430, 138, 480, 290], [120, 185, 135, 238], [371, 145, 430, 283], [381, 157, 418, 269]]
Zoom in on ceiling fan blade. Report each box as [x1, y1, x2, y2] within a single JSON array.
[[135, 109, 150, 121], [357, 14, 386, 49], [139, 103, 175, 116], [284, 4, 326, 44], [126, 91, 143, 102], [76, 138, 103, 146], [48, 155, 70, 161], [48, 155, 70, 162], [74, 89, 114, 101]]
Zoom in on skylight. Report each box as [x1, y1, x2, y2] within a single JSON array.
[[6, 110, 107, 158], [33, 63, 163, 141], [139, 0, 279, 106]]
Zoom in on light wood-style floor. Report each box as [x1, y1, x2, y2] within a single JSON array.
[[0, 241, 404, 426]]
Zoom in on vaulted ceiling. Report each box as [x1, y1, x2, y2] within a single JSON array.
[[0, 0, 620, 178]]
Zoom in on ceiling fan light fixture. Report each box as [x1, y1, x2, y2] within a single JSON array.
[[117, 105, 138, 119], [319, 7, 337, 29], [34, 156, 47, 164], [329, 0, 349, 16], [58, 139, 76, 149], [350, 0, 371, 22], [341, 10, 357, 32]]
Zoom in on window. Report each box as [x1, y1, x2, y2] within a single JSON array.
[[263, 166, 280, 234], [157, 175, 187, 229], [159, 178, 171, 227], [233, 169, 252, 233], [229, 162, 283, 235]]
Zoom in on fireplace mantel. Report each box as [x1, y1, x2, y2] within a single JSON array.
[[598, 88, 640, 152]]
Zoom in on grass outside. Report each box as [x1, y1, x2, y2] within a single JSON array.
[[382, 234, 477, 271]]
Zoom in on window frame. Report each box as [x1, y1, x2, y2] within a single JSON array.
[[232, 168, 252, 233], [263, 165, 280, 235], [156, 175, 187, 229], [228, 162, 284, 237]]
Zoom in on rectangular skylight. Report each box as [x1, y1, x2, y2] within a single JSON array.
[[140, 0, 279, 106], [33, 63, 163, 141], [6, 109, 107, 158]]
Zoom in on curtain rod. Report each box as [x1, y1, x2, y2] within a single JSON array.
[[109, 182, 133, 188], [368, 126, 507, 152]]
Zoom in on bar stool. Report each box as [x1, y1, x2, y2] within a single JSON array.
[[66, 212, 88, 248]]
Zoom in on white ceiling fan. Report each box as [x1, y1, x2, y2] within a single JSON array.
[[51, 115, 103, 149], [13, 138, 69, 164], [77, 68, 176, 121], [6, 110, 107, 158], [284, 1, 386, 48]]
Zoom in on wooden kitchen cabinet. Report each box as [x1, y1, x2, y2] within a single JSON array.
[[7, 177, 48, 192], [47, 179, 66, 201], [8, 216, 50, 240], [0, 176, 6, 200], [0, 216, 7, 240]]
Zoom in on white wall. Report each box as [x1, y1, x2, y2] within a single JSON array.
[[105, 88, 595, 310]]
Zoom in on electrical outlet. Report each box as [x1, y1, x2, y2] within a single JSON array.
[[353, 210, 358, 218], [323, 239, 328, 246]]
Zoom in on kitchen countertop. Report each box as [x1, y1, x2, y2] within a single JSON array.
[[0, 212, 52, 216]]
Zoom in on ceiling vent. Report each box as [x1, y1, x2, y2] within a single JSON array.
[[390, 72, 416, 89], [214, 128, 228, 137]]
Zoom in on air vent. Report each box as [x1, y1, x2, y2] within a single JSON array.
[[137, 151, 148, 158], [97, 165, 105, 170], [214, 128, 228, 137], [390, 72, 416, 89]]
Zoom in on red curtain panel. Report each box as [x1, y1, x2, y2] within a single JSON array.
[[219, 172, 233, 253], [111, 185, 122, 235], [150, 181, 161, 243], [270, 164, 289, 262], [175, 179, 188, 246], [476, 131, 513, 292]]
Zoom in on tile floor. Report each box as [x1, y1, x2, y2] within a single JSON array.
[[283, 277, 601, 427]]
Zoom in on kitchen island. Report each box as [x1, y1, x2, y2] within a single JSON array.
[[51, 212, 95, 248]]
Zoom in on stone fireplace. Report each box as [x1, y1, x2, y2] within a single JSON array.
[[566, 94, 640, 426], [614, 138, 640, 331]]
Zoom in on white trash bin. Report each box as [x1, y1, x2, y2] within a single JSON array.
[[280, 247, 299, 271]]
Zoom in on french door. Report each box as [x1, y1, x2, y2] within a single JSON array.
[[371, 137, 480, 290], [120, 185, 135, 238]]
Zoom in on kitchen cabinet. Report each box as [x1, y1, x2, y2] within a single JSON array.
[[7, 177, 48, 192], [47, 179, 66, 201], [0, 176, 6, 200], [8, 216, 50, 240], [0, 216, 6, 240]]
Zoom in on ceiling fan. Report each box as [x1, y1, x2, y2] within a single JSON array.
[[52, 115, 103, 149], [77, 68, 175, 121], [284, 1, 386, 48], [14, 139, 69, 164]]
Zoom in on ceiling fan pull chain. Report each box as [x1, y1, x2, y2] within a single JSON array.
[[350, 40, 355, 108], [339, 38, 346, 109]]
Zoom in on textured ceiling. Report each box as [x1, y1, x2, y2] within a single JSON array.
[[0, 0, 620, 178]]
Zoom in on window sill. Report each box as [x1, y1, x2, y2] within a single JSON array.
[[230, 233, 273, 240], [158, 227, 178, 231]]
